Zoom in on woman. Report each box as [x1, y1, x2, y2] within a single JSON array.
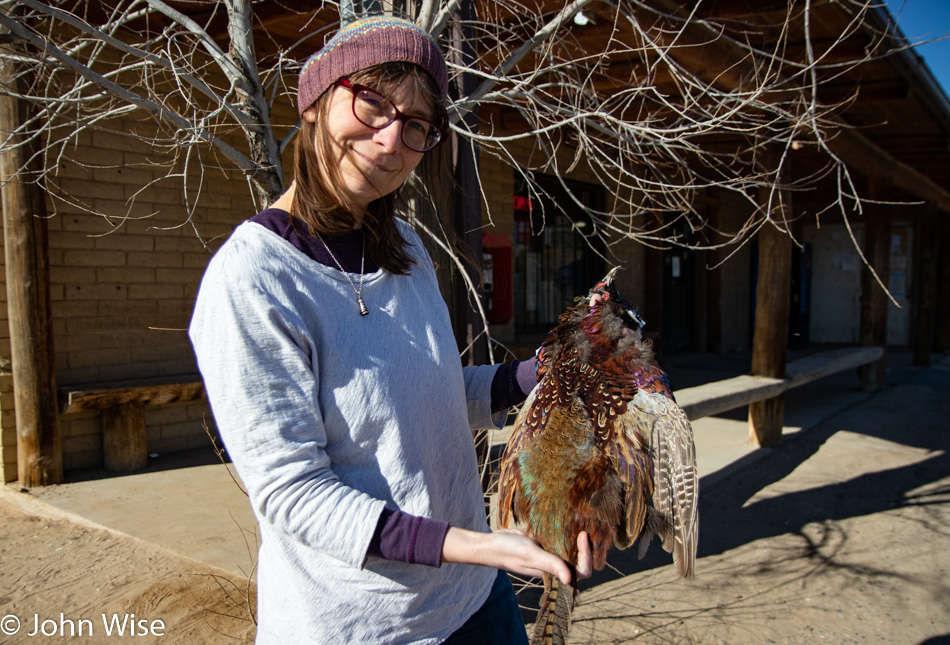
[[190, 15, 590, 644]]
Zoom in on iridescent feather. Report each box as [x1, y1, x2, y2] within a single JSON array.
[[498, 268, 699, 645]]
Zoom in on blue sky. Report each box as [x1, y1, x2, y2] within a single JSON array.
[[883, 0, 950, 97]]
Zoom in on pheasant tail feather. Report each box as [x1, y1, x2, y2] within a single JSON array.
[[530, 572, 576, 645]]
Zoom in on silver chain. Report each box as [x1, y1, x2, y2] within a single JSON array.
[[314, 231, 369, 316]]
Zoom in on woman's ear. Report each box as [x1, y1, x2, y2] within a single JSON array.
[[302, 107, 318, 123]]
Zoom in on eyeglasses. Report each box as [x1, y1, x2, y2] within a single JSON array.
[[335, 78, 444, 153]]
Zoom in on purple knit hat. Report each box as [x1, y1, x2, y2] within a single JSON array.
[[297, 16, 448, 117]]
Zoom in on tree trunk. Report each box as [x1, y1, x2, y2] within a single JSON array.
[[0, 58, 62, 486]]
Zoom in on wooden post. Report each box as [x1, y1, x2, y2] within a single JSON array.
[[912, 203, 937, 365], [451, 0, 487, 366], [937, 212, 950, 353], [858, 183, 890, 388], [706, 192, 723, 355], [102, 402, 148, 472], [748, 183, 792, 448], [644, 213, 664, 359], [0, 57, 62, 485]]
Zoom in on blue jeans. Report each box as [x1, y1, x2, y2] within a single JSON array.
[[441, 569, 529, 645]]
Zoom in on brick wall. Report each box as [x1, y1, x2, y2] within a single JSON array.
[[0, 102, 273, 479]]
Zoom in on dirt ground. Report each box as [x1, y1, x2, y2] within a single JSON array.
[[1, 358, 948, 644], [0, 496, 256, 644], [567, 361, 950, 644]]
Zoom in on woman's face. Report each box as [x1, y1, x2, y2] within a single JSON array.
[[304, 77, 432, 211]]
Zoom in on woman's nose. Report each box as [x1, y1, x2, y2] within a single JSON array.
[[373, 119, 403, 153]]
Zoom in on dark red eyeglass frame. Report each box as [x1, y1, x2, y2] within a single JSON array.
[[335, 78, 445, 152]]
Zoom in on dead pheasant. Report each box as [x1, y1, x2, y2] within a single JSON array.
[[498, 267, 698, 645]]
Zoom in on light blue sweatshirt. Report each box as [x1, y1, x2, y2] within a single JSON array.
[[189, 220, 501, 644]]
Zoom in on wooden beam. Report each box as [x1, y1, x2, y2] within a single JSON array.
[[786, 346, 884, 388], [748, 175, 793, 447], [673, 346, 884, 421], [61, 380, 206, 414], [826, 126, 950, 211], [0, 54, 62, 486], [678, 374, 786, 420]]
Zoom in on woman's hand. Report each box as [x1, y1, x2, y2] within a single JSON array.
[[442, 527, 593, 585]]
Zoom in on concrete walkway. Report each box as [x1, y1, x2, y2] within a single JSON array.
[[1, 348, 942, 582]]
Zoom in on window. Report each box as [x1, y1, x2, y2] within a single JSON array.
[[513, 174, 604, 335]]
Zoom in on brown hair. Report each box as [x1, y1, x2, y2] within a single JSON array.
[[291, 61, 452, 275]]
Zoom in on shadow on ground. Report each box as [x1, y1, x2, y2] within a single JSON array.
[[515, 356, 950, 633]]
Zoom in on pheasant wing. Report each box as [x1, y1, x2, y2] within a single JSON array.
[[613, 388, 698, 578], [497, 387, 539, 529]]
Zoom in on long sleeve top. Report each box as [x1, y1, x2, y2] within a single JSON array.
[[189, 218, 503, 644]]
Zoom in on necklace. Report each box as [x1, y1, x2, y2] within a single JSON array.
[[314, 230, 369, 316]]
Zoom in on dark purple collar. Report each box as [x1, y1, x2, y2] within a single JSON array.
[[249, 208, 378, 274]]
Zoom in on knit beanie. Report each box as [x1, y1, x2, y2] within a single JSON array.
[[297, 16, 448, 116]]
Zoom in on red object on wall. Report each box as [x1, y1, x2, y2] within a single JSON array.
[[482, 233, 513, 325]]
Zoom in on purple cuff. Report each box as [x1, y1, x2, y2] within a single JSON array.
[[489, 357, 538, 413], [368, 507, 450, 568]]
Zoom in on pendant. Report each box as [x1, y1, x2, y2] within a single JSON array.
[[358, 294, 369, 316]]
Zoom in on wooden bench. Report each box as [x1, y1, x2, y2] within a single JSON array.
[[675, 346, 885, 421], [59, 377, 206, 472], [491, 346, 886, 447]]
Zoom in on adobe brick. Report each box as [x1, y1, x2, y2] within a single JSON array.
[[66, 316, 129, 335], [61, 433, 100, 454], [99, 362, 160, 382], [128, 283, 183, 300], [67, 347, 132, 368], [57, 366, 102, 384], [156, 267, 203, 284], [183, 252, 213, 268], [48, 230, 96, 249], [97, 267, 156, 283], [94, 233, 155, 252], [59, 214, 123, 235], [126, 184, 183, 206], [50, 266, 96, 284], [92, 130, 154, 153], [148, 405, 189, 425], [93, 165, 158, 187], [127, 251, 182, 268], [100, 299, 161, 317], [128, 310, 189, 327], [63, 283, 128, 301]]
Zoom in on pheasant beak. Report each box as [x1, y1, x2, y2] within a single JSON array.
[[588, 267, 622, 302], [601, 266, 621, 286]]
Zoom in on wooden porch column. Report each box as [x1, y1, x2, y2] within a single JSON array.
[[912, 203, 938, 365], [644, 213, 664, 359], [748, 184, 792, 448], [0, 60, 62, 485], [937, 212, 950, 353], [451, 0, 487, 366], [706, 191, 723, 355], [858, 183, 890, 389]]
